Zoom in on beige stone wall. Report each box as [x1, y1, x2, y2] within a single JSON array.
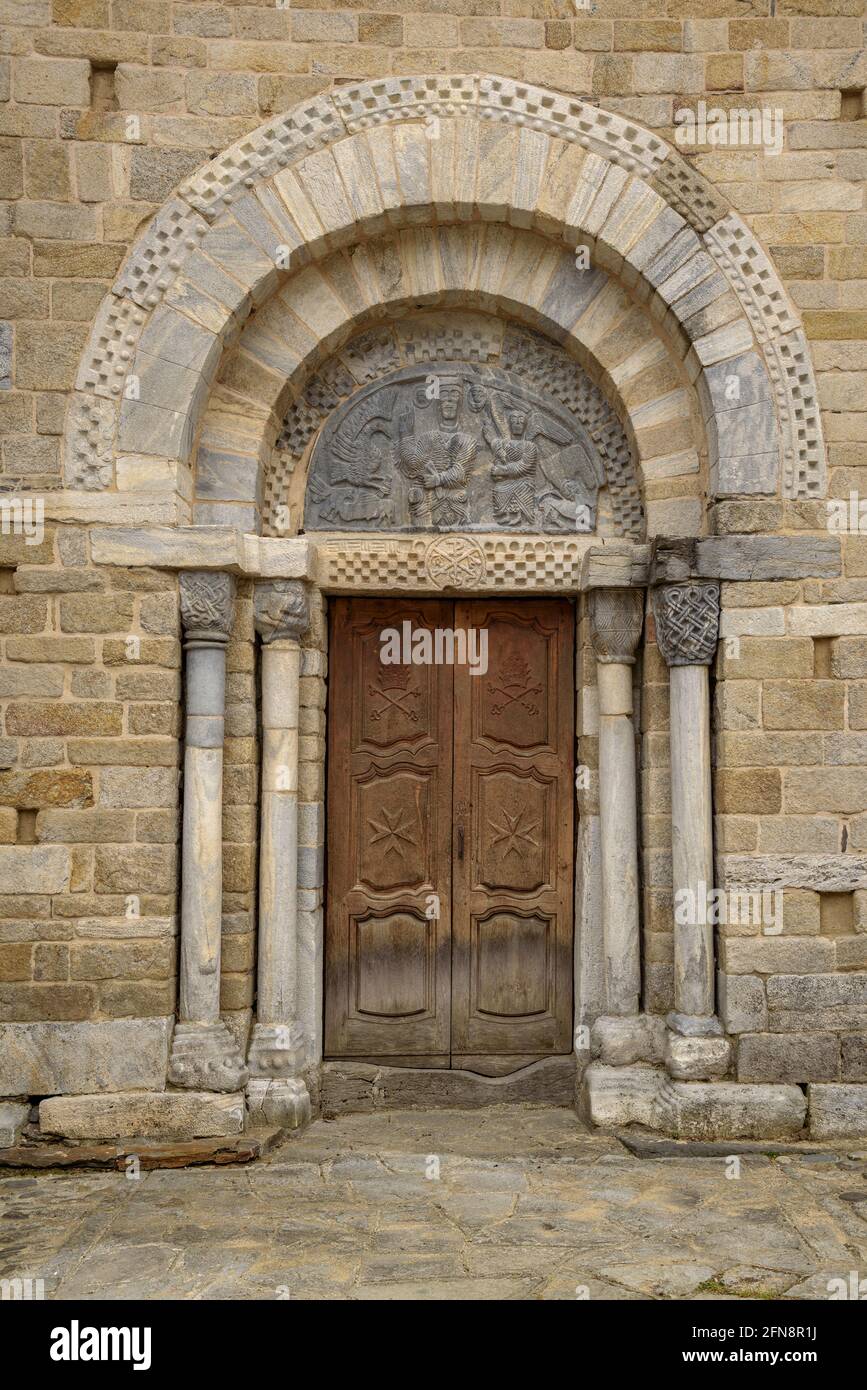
[[0, 522, 181, 1024], [0, 2, 865, 1094]]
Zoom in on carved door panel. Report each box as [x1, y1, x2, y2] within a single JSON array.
[[325, 597, 574, 1069], [324, 599, 453, 1060], [451, 600, 574, 1062]]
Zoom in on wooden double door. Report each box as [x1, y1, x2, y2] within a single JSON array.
[[324, 598, 574, 1073]]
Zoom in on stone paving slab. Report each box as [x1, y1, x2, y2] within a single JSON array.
[[0, 1106, 864, 1301]]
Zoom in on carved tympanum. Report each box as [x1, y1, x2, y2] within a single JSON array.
[[652, 582, 720, 667], [303, 363, 606, 535]]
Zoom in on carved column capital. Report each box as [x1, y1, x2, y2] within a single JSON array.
[[652, 581, 720, 667], [588, 587, 644, 665], [180, 571, 236, 645], [254, 579, 310, 644]]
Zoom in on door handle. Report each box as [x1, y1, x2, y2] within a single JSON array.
[[457, 824, 464, 861]]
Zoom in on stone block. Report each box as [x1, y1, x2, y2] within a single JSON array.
[[807, 1084, 867, 1139], [841, 1034, 867, 1081], [718, 972, 767, 1034], [0, 1101, 30, 1147], [666, 1034, 732, 1080], [0, 846, 69, 894], [722, 937, 835, 975], [591, 1014, 666, 1066], [660, 1079, 806, 1141], [583, 1063, 661, 1129], [737, 1032, 840, 1084], [0, 1017, 171, 1094], [14, 56, 90, 106], [39, 1089, 245, 1139]]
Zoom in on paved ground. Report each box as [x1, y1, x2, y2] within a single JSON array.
[[1, 1106, 866, 1300]]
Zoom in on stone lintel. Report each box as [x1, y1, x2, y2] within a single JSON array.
[[650, 535, 841, 585], [90, 527, 313, 580]]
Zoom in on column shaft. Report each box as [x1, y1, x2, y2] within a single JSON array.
[[179, 644, 225, 1024], [247, 580, 311, 1129], [257, 641, 300, 1026], [169, 571, 248, 1093], [669, 663, 714, 1018], [587, 587, 644, 1022], [597, 663, 641, 1015]]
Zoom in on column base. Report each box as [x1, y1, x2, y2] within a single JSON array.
[[246, 1077, 311, 1131], [666, 1012, 724, 1037], [583, 1064, 807, 1140], [246, 1021, 306, 1079], [168, 1021, 249, 1092]]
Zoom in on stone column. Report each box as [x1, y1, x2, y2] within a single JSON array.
[[169, 572, 249, 1092], [588, 587, 644, 1019], [652, 580, 730, 1079], [246, 580, 311, 1129]]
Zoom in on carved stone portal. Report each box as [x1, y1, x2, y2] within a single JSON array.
[[303, 363, 607, 535]]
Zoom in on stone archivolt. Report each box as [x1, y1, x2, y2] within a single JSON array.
[[66, 74, 827, 526]]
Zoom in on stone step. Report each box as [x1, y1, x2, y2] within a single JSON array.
[[0, 1129, 280, 1171]]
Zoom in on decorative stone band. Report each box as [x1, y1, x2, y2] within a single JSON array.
[[652, 582, 720, 668], [588, 588, 644, 666], [253, 579, 310, 644], [180, 571, 236, 645]]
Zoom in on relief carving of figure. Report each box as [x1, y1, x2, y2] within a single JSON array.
[[482, 404, 539, 528], [394, 376, 476, 530]]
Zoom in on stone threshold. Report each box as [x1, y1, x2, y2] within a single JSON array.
[[0, 1128, 281, 1172], [321, 1056, 577, 1116]]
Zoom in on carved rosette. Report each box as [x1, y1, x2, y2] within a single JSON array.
[[180, 571, 236, 645], [652, 582, 720, 667], [588, 588, 644, 665], [254, 580, 310, 644]]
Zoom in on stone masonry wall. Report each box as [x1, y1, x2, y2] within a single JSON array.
[[0, 1, 865, 1097], [0, 522, 180, 1031]]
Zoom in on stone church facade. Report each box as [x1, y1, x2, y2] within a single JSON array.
[[0, 2, 865, 1145]]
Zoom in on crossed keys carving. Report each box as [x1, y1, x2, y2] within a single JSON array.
[[368, 683, 421, 723], [488, 654, 541, 717]]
